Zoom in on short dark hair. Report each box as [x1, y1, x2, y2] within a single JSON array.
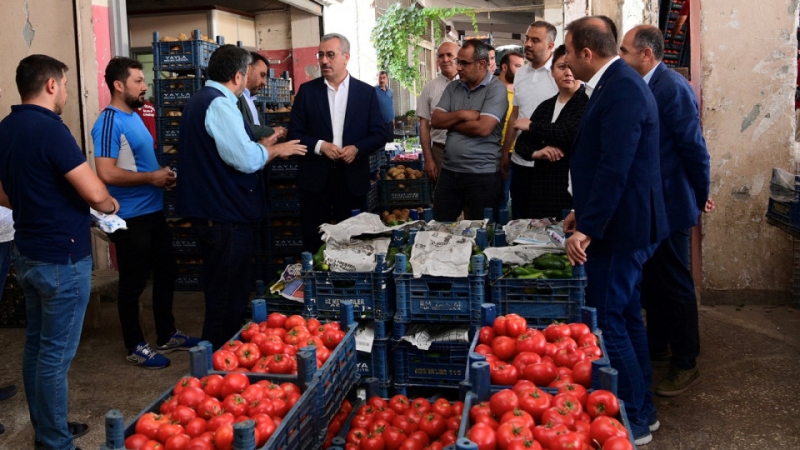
[[378, 70, 387, 76], [207, 45, 251, 83], [633, 26, 665, 61], [487, 45, 496, 52], [530, 20, 557, 43], [462, 39, 490, 64], [499, 51, 523, 70], [552, 45, 567, 63], [566, 16, 618, 59], [104, 57, 143, 94], [250, 51, 269, 69], [597, 15, 618, 43], [16, 54, 68, 102]]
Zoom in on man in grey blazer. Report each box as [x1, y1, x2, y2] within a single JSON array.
[[237, 52, 286, 144]]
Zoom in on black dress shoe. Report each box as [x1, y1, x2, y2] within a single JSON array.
[[0, 422, 5, 435], [0, 385, 17, 401], [34, 422, 89, 448]]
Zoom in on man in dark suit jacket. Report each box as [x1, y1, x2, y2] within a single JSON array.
[[564, 17, 668, 446], [237, 52, 286, 142], [620, 25, 713, 398], [288, 33, 385, 252]]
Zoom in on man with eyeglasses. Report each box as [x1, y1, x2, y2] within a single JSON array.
[[500, 21, 559, 219], [288, 33, 386, 252], [430, 39, 508, 221], [417, 41, 460, 184]]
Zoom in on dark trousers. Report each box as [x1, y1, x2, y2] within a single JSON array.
[[433, 169, 501, 221], [191, 219, 255, 350], [385, 122, 394, 143], [641, 228, 699, 369], [584, 244, 657, 438], [298, 166, 367, 253], [108, 211, 177, 352]]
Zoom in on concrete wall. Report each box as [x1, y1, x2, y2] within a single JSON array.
[[322, 0, 379, 85], [699, 0, 798, 297]]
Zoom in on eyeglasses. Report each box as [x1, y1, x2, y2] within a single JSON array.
[[316, 51, 341, 60], [455, 59, 475, 67]]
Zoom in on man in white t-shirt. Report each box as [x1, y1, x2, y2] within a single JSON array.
[[500, 21, 559, 219]]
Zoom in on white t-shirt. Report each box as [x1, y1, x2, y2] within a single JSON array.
[[510, 59, 558, 167], [0, 207, 14, 243]]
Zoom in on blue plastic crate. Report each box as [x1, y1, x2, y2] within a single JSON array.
[[357, 339, 390, 381], [301, 252, 395, 321], [458, 360, 637, 449], [266, 156, 298, 180], [101, 349, 317, 450], [489, 257, 587, 327], [379, 166, 431, 207], [152, 31, 219, 71], [393, 253, 487, 324], [156, 147, 179, 169], [153, 77, 204, 107], [267, 225, 303, 253], [364, 179, 379, 212], [154, 115, 181, 144], [162, 190, 178, 219], [369, 150, 387, 174], [392, 339, 470, 391], [174, 261, 203, 291], [168, 224, 200, 254]]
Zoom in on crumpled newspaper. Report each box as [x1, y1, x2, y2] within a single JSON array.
[[90, 209, 127, 233], [269, 263, 304, 302], [503, 218, 566, 246], [483, 245, 564, 266], [319, 212, 424, 243], [398, 323, 471, 350], [325, 237, 391, 272], [408, 231, 474, 278], [423, 219, 488, 238]]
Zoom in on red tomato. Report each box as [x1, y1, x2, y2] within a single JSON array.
[[532, 422, 568, 449], [552, 337, 578, 352], [211, 350, 239, 371], [267, 354, 294, 374], [552, 393, 583, 419], [491, 336, 516, 360], [252, 414, 276, 446], [585, 390, 620, 419], [602, 436, 634, 450], [549, 431, 584, 450], [220, 372, 250, 398], [352, 415, 374, 431], [398, 439, 423, 450], [258, 335, 285, 356], [306, 317, 322, 333], [184, 418, 207, 438], [411, 398, 432, 415], [441, 429, 458, 447], [500, 408, 535, 431], [489, 389, 519, 417], [493, 316, 509, 336], [478, 326, 496, 345], [558, 384, 588, 406], [382, 426, 407, 450], [391, 415, 418, 435], [446, 415, 461, 431], [511, 380, 536, 397], [221, 394, 249, 417], [418, 413, 447, 439], [541, 407, 575, 428], [160, 396, 179, 415], [475, 344, 494, 356], [285, 326, 310, 346], [265, 327, 287, 341], [206, 412, 235, 433], [164, 433, 191, 450], [156, 423, 185, 443], [372, 407, 395, 424], [369, 418, 391, 435], [544, 323, 571, 342], [124, 433, 150, 450], [174, 376, 202, 396], [359, 433, 385, 450], [468, 401, 493, 422], [196, 397, 223, 420], [505, 314, 527, 338], [271, 397, 291, 418], [240, 322, 260, 342], [577, 333, 598, 347], [580, 345, 603, 359], [284, 315, 306, 330], [490, 362, 519, 385], [141, 440, 163, 450], [473, 414, 500, 430], [496, 420, 534, 450], [267, 312, 287, 328], [240, 384, 265, 404], [507, 439, 543, 450], [515, 332, 547, 356], [570, 361, 593, 388], [547, 373, 575, 390], [466, 423, 497, 450], [431, 398, 454, 418], [200, 374, 224, 398], [235, 343, 262, 369], [222, 340, 243, 354], [213, 424, 234, 450], [408, 430, 430, 446], [347, 427, 369, 445], [389, 395, 411, 415], [185, 437, 213, 450], [567, 323, 591, 340], [588, 416, 628, 445], [170, 405, 197, 426], [135, 413, 169, 440], [522, 362, 557, 386], [553, 348, 586, 369], [517, 388, 552, 422]]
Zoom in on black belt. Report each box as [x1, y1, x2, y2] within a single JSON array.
[[432, 142, 445, 150]]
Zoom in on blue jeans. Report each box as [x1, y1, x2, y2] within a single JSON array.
[[191, 220, 255, 350], [15, 250, 92, 450], [641, 228, 699, 369], [0, 240, 12, 304], [583, 244, 657, 438]]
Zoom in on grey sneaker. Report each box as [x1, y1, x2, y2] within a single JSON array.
[[656, 366, 700, 397], [635, 432, 653, 446], [127, 343, 170, 369], [156, 330, 201, 353]]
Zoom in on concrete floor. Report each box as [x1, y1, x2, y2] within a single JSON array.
[[0, 293, 799, 449]]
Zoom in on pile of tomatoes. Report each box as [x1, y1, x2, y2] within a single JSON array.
[[324, 395, 466, 450], [475, 315, 603, 388], [211, 313, 347, 374], [465, 382, 632, 450], [124, 373, 305, 450]]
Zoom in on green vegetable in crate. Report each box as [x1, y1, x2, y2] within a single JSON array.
[[533, 253, 567, 270], [313, 243, 326, 267], [542, 268, 573, 279]]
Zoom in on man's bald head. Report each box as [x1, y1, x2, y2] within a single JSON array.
[[565, 16, 619, 59]]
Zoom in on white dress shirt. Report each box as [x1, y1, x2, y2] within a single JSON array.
[[510, 58, 559, 168], [584, 56, 620, 99], [243, 88, 260, 125], [315, 73, 351, 155]]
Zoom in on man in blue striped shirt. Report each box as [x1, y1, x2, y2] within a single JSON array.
[[92, 57, 200, 370]]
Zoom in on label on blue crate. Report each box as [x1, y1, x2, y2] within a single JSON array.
[[323, 297, 367, 310], [164, 55, 191, 62], [391, 192, 421, 201], [417, 300, 467, 312], [274, 238, 302, 247], [412, 366, 464, 378], [163, 93, 192, 100]]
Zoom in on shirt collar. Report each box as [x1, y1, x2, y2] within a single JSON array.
[[459, 70, 493, 91], [206, 80, 238, 104], [324, 73, 351, 91], [439, 72, 458, 81], [243, 88, 252, 99], [528, 56, 553, 72], [12, 104, 62, 121], [642, 64, 658, 84], [585, 56, 620, 98]]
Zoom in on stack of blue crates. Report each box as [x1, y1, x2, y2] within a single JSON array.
[[152, 30, 222, 291]]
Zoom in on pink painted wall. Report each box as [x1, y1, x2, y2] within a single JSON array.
[[260, 49, 292, 79], [93, 4, 112, 110], [291, 46, 319, 87]]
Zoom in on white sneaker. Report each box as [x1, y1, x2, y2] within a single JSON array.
[[649, 419, 661, 432], [634, 432, 653, 446]]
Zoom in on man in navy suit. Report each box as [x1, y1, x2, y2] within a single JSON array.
[[620, 25, 713, 398], [288, 33, 386, 252], [564, 17, 668, 446]]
